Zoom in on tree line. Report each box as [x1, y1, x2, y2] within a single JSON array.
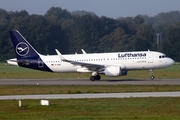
[[0, 7, 180, 61]]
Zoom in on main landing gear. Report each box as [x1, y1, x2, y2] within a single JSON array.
[[90, 74, 101, 81], [149, 69, 155, 80]]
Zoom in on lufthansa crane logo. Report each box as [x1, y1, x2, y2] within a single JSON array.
[[16, 42, 29, 56]]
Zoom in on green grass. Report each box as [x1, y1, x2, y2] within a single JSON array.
[[0, 98, 180, 120], [0, 85, 180, 95], [1, 62, 180, 79]]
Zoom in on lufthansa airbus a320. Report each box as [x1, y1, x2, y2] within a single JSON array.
[[7, 30, 174, 81]]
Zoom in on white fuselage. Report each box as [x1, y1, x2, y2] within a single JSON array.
[[39, 51, 174, 73]]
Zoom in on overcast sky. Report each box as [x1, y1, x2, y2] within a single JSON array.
[[1, 0, 180, 18]]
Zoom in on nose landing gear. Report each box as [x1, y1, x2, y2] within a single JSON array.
[[149, 69, 155, 80]]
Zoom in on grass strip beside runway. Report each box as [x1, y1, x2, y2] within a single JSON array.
[[0, 98, 180, 119], [0, 85, 180, 95]]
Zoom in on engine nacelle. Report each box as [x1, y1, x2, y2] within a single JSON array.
[[104, 66, 127, 76]]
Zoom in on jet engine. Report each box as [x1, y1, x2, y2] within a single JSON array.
[[104, 66, 127, 76]]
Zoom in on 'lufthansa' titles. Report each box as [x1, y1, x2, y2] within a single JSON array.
[[118, 53, 146, 58]]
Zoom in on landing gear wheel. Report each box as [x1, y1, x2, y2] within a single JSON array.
[[150, 75, 155, 80], [90, 75, 101, 81], [95, 75, 101, 80], [90, 76, 96, 81], [149, 69, 155, 80]]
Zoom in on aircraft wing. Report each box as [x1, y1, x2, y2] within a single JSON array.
[[55, 49, 105, 71], [67, 61, 104, 71]]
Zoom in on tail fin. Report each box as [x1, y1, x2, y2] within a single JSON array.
[[9, 30, 39, 59], [9, 30, 52, 72]]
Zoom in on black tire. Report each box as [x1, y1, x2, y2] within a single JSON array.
[[90, 76, 96, 81], [95, 75, 101, 80], [150, 76, 155, 80]]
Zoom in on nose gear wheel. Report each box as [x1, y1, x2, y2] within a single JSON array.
[[149, 69, 155, 80]]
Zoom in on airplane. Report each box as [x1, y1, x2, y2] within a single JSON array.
[[7, 30, 174, 81]]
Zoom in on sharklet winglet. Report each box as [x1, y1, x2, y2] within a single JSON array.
[[81, 49, 87, 54], [55, 49, 66, 61]]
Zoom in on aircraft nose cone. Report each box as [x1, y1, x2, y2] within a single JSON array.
[[169, 58, 175, 66]]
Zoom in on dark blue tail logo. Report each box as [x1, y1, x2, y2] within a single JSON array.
[[16, 42, 29, 56], [9, 30, 53, 72]]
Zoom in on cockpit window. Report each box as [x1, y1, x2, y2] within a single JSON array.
[[159, 55, 167, 59]]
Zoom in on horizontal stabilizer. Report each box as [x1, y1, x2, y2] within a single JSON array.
[[7, 58, 18, 66]]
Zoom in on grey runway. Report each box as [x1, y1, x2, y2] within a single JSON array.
[[0, 78, 180, 85], [0, 92, 180, 100]]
